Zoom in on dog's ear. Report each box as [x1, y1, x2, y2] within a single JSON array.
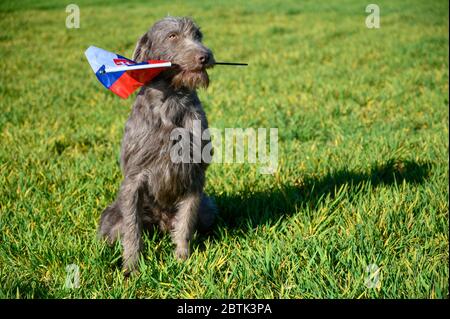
[[132, 32, 152, 62]]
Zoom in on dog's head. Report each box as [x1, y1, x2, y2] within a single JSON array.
[[133, 16, 215, 91]]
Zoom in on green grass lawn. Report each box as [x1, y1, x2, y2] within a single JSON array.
[[0, 0, 448, 298]]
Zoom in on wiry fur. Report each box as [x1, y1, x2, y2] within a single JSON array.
[[98, 17, 217, 274]]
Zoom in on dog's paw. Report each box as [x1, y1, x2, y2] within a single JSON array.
[[122, 254, 141, 277], [123, 262, 140, 277], [123, 267, 140, 277], [175, 246, 190, 260]]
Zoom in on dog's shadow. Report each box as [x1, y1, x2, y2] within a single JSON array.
[[198, 158, 431, 244]]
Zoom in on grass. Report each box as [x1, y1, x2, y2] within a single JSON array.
[[0, 0, 448, 298]]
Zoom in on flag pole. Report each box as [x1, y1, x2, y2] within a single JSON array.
[[101, 61, 248, 74], [214, 62, 248, 66]]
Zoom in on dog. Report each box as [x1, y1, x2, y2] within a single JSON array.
[[98, 16, 217, 274]]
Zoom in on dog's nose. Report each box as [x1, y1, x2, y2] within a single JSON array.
[[197, 53, 210, 65]]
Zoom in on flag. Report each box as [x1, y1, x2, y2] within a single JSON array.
[[85, 46, 171, 99]]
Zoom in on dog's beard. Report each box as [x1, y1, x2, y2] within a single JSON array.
[[171, 69, 209, 90]]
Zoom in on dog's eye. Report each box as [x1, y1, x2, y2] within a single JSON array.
[[168, 33, 177, 40]]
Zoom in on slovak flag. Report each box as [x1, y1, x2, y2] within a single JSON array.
[[85, 46, 171, 99]]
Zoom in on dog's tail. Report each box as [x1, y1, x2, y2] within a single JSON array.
[[197, 194, 218, 233], [98, 201, 123, 245]]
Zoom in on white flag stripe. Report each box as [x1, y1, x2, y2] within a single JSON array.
[[85, 45, 119, 73], [104, 62, 172, 73]]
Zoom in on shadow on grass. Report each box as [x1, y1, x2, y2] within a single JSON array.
[[91, 158, 432, 272], [207, 159, 432, 234]]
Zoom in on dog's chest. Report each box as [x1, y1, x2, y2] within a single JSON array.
[[151, 95, 208, 201], [121, 91, 209, 206], [163, 94, 206, 128]]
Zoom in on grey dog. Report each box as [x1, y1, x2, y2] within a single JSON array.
[[98, 16, 217, 274]]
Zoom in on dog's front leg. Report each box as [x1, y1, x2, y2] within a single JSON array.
[[172, 193, 201, 260], [118, 175, 144, 274]]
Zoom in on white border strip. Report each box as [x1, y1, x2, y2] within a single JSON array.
[[103, 62, 172, 73]]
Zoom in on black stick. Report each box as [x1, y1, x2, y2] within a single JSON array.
[[214, 62, 248, 66]]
